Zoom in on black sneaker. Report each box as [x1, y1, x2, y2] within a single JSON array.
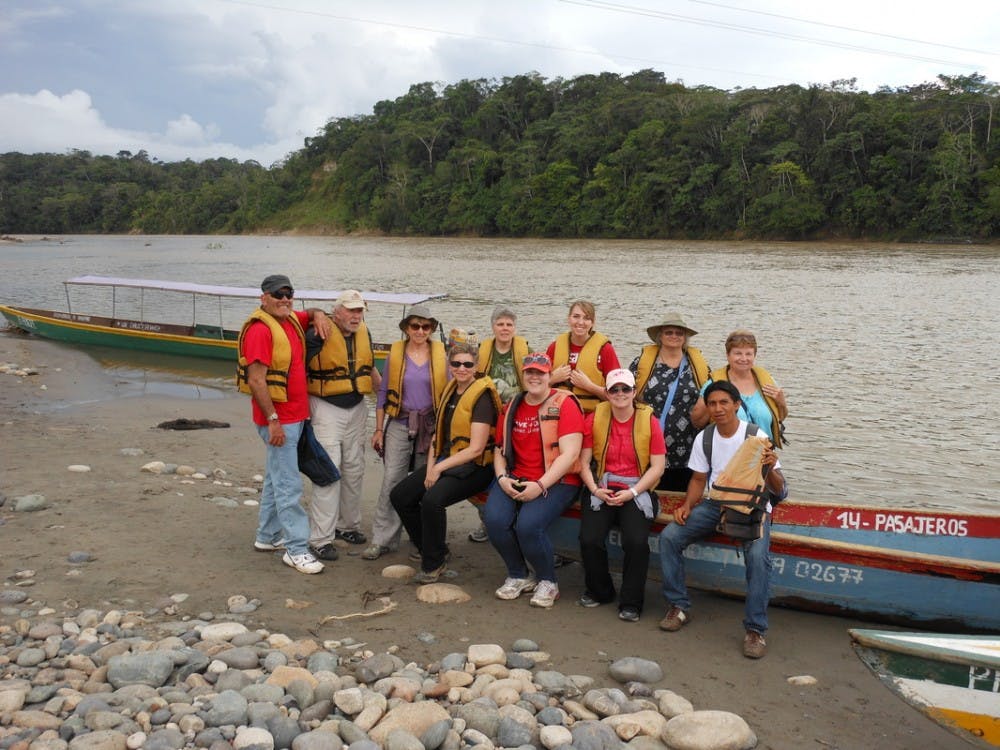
[[619, 607, 640, 622], [309, 543, 339, 561], [335, 529, 367, 545]]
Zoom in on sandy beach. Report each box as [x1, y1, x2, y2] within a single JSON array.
[[0, 333, 970, 749]]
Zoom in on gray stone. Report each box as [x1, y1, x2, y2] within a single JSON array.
[[571, 720, 624, 750], [27, 683, 60, 704], [107, 652, 175, 689], [231, 631, 264, 647], [306, 651, 339, 673], [299, 698, 333, 723], [85, 710, 125, 731], [506, 652, 535, 670], [347, 742, 379, 750], [144, 728, 186, 750], [608, 658, 663, 685], [16, 647, 47, 666], [218, 646, 261, 670], [626, 737, 668, 750], [439, 653, 466, 672], [247, 701, 281, 725], [263, 651, 288, 672], [14, 494, 48, 512], [510, 639, 538, 652], [521, 693, 551, 712], [194, 728, 227, 747], [385, 729, 424, 750], [67, 551, 95, 564], [285, 678, 315, 709], [420, 719, 451, 750], [267, 714, 302, 749], [233, 726, 274, 749], [175, 648, 211, 681], [536, 707, 567, 726], [337, 720, 370, 745], [355, 653, 401, 684], [497, 716, 534, 747], [292, 730, 344, 750], [450, 703, 500, 739], [216, 668, 254, 692], [202, 689, 249, 727], [242, 684, 285, 704], [661, 710, 756, 750], [0, 589, 29, 604], [534, 671, 571, 696], [583, 689, 621, 717]]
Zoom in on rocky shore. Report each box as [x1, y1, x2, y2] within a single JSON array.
[[0, 335, 971, 750]]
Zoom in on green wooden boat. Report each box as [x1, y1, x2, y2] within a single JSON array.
[[1, 275, 445, 366], [850, 628, 1000, 747]]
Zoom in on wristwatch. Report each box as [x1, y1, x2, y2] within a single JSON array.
[[267, 412, 279, 423]]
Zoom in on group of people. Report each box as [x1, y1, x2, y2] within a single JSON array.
[[238, 275, 788, 659]]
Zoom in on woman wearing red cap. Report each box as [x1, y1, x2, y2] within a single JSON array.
[[485, 352, 585, 608]]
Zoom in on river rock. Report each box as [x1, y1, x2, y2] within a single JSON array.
[[608, 657, 662, 684], [141, 462, 166, 474], [217, 646, 261, 670], [335, 687, 365, 715], [267, 665, 318, 689], [202, 689, 249, 727], [14, 494, 48, 512], [570, 720, 623, 750], [143, 728, 185, 750], [415, 583, 470, 604], [449, 703, 500, 739], [67, 464, 92, 472], [656, 690, 693, 718], [267, 715, 302, 748], [385, 728, 424, 750], [67, 729, 128, 749], [602, 710, 668, 740], [382, 565, 415, 579], [540, 724, 573, 748], [369, 701, 450, 744], [420, 718, 452, 750], [497, 715, 534, 747], [234, 726, 274, 749], [292, 729, 344, 750], [661, 710, 756, 750], [787, 675, 817, 686], [468, 644, 506, 667], [355, 653, 401, 684], [107, 652, 175, 688]]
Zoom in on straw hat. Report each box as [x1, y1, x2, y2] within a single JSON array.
[[646, 313, 698, 342]]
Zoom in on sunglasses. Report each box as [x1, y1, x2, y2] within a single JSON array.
[[523, 354, 550, 367], [608, 385, 634, 395], [270, 290, 294, 300], [660, 328, 685, 337], [408, 321, 434, 331], [449, 360, 476, 369]]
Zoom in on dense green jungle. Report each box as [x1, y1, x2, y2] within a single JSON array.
[[2, 70, 998, 240]]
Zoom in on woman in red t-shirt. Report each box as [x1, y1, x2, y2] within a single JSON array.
[[579, 369, 665, 622], [485, 353, 584, 609]]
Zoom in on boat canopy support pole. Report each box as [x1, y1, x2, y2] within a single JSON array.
[[64, 283, 72, 314], [217, 297, 224, 339]]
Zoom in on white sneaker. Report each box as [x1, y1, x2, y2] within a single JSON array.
[[529, 580, 560, 608], [282, 551, 324, 574], [495, 576, 537, 600]]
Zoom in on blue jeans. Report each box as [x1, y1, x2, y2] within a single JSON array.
[[255, 421, 311, 556], [658, 499, 772, 634], [484, 481, 578, 583]]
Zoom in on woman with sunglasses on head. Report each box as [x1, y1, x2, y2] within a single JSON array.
[[630, 313, 711, 491], [579, 369, 665, 622], [706, 329, 787, 448], [364, 304, 447, 560], [389, 343, 501, 582], [547, 300, 621, 414], [485, 352, 585, 609]]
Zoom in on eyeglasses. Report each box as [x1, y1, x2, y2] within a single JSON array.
[[408, 321, 434, 331], [660, 328, 685, 337], [607, 385, 634, 395], [270, 290, 294, 300], [449, 360, 476, 369]]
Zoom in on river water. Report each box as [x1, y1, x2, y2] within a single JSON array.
[[2, 235, 998, 511]]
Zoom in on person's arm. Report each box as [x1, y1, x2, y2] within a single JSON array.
[[580, 447, 614, 504], [372, 407, 385, 454], [247, 361, 284, 446], [762, 445, 786, 499], [674, 471, 707, 525], [305, 308, 331, 339], [761, 382, 788, 420], [425, 421, 491, 488]]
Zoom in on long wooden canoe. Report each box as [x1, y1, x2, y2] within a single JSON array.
[[850, 629, 1000, 747], [1, 276, 445, 364], [533, 492, 1000, 632]]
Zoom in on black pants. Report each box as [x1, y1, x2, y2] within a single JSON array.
[[390, 462, 494, 571], [579, 499, 653, 612]]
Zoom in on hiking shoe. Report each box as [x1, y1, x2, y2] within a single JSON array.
[[282, 551, 324, 574], [619, 607, 640, 623], [659, 606, 690, 632], [578, 593, 603, 608], [743, 630, 767, 659], [529, 580, 560, 608], [309, 543, 339, 561], [361, 544, 392, 560], [468, 523, 489, 543], [495, 576, 537, 600], [253, 538, 286, 551], [414, 563, 447, 584], [335, 529, 367, 545]]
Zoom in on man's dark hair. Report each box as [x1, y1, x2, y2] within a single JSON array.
[[703, 379, 742, 405]]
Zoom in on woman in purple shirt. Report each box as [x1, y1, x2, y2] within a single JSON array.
[[363, 304, 447, 560]]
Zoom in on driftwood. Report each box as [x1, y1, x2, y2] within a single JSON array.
[[320, 596, 397, 623], [157, 418, 230, 430]]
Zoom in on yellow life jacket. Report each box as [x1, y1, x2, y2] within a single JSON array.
[[708, 365, 785, 448], [383, 339, 447, 418], [551, 331, 610, 413], [236, 308, 305, 402], [591, 402, 654, 477], [432, 376, 502, 466], [306, 322, 375, 396], [499, 389, 583, 476], [476, 336, 530, 389], [634, 344, 710, 403]]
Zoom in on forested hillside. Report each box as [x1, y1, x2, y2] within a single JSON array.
[[2, 70, 998, 240]]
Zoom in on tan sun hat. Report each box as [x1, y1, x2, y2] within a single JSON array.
[[646, 313, 698, 342]]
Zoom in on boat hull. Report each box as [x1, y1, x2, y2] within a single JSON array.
[[850, 629, 1000, 748], [1, 305, 390, 368], [491, 492, 1000, 632]]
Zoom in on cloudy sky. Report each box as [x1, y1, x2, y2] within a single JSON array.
[[2, 0, 998, 165]]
